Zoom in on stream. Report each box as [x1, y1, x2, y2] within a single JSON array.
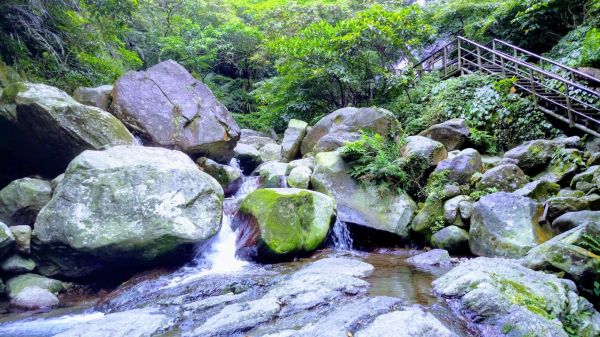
[[0, 175, 476, 337]]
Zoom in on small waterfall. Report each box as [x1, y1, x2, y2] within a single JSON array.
[[331, 218, 353, 250], [165, 176, 261, 287]]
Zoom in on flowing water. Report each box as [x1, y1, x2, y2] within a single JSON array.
[[0, 173, 473, 336]]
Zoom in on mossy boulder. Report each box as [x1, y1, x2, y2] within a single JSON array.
[[287, 166, 312, 189], [5, 273, 64, 298], [571, 165, 600, 193], [401, 136, 448, 169], [111, 60, 240, 163], [236, 188, 334, 260], [514, 180, 561, 202], [504, 139, 557, 174], [10, 225, 31, 254], [10, 286, 59, 309], [433, 257, 600, 337], [256, 161, 288, 188], [196, 157, 242, 196], [535, 148, 584, 186], [311, 151, 416, 239], [281, 119, 308, 162], [0, 177, 52, 227], [0, 83, 136, 178], [550, 211, 600, 235], [411, 195, 445, 240], [470, 192, 545, 258], [443, 195, 472, 227], [430, 225, 469, 254], [477, 164, 527, 192], [418, 118, 469, 151], [0, 222, 15, 258], [543, 196, 590, 225], [1, 254, 36, 274], [523, 221, 600, 299], [32, 146, 224, 278], [433, 148, 483, 185]]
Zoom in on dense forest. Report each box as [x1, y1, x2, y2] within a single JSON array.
[[1, 0, 598, 134]]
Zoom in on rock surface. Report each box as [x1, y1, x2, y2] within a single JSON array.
[[418, 118, 469, 151], [477, 164, 527, 192], [10, 286, 59, 309], [73, 85, 113, 111], [469, 192, 545, 257], [111, 60, 240, 162], [0, 177, 52, 227], [433, 257, 600, 337], [433, 148, 482, 185], [281, 119, 308, 162], [0, 222, 15, 257], [236, 188, 334, 259], [1, 254, 36, 274], [504, 139, 557, 174], [311, 151, 416, 239], [406, 249, 452, 267], [401, 136, 448, 169], [196, 157, 242, 196], [5, 273, 64, 298], [33, 146, 224, 278], [301, 107, 399, 155], [355, 306, 458, 337], [431, 226, 469, 254], [287, 166, 312, 189]]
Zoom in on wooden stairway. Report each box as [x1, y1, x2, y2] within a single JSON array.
[[414, 36, 600, 137]]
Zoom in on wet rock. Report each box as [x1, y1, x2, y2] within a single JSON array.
[[301, 107, 399, 155], [1, 254, 35, 274], [260, 142, 283, 162], [0, 221, 15, 257], [281, 119, 308, 162], [312, 151, 416, 239], [504, 139, 557, 174], [196, 157, 242, 196], [111, 60, 240, 162], [355, 306, 458, 337], [54, 307, 172, 337], [9, 225, 31, 254], [419, 118, 469, 151], [469, 192, 544, 258], [257, 161, 288, 188], [287, 166, 311, 189], [183, 292, 249, 313], [433, 257, 600, 337], [550, 211, 600, 235], [406, 249, 451, 267], [191, 297, 281, 336], [10, 286, 59, 309], [0, 177, 52, 227], [477, 164, 527, 192], [233, 143, 262, 174], [523, 221, 600, 298], [33, 146, 224, 278], [236, 188, 334, 260], [431, 226, 469, 254], [514, 180, 560, 202], [5, 273, 64, 298], [543, 196, 590, 225], [73, 85, 113, 110], [0, 82, 135, 178], [401, 136, 448, 169], [433, 148, 482, 185]]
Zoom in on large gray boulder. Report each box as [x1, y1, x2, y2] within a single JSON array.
[[196, 157, 242, 196], [0, 177, 52, 227], [355, 307, 457, 337], [401, 136, 448, 169], [504, 139, 557, 174], [10, 286, 59, 309], [111, 60, 240, 163], [469, 192, 545, 257], [433, 257, 600, 337], [431, 226, 469, 254], [32, 146, 224, 278], [433, 148, 482, 185], [281, 119, 308, 162], [0, 83, 136, 178], [311, 151, 416, 239], [476, 164, 527, 192], [301, 107, 399, 155], [5, 273, 64, 298], [73, 85, 113, 111], [418, 118, 469, 151]]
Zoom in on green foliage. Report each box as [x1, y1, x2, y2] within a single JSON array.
[[341, 131, 430, 196], [581, 28, 600, 67], [469, 187, 499, 201]]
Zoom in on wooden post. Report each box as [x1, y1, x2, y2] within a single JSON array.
[[500, 55, 506, 76], [476, 46, 482, 70], [530, 68, 538, 107], [442, 45, 447, 78], [492, 40, 497, 64], [565, 83, 574, 127], [458, 38, 463, 75]]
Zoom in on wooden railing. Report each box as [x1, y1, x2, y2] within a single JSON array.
[[415, 36, 600, 137]]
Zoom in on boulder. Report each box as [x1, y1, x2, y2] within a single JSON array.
[[54, 307, 173, 337], [10, 225, 31, 254], [514, 180, 560, 202], [406, 249, 452, 267], [72, 85, 113, 110], [50, 173, 64, 191], [355, 307, 457, 337], [543, 196, 590, 225], [287, 166, 312, 189], [534, 148, 584, 185], [311, 151, 416, 239], [1, 254, 35, 274], [504, 139, 557, 174], [551, 211, 600, 235], [571, 165, 600, 193], [0, 177, 52, 227], [433, 148, 482, 185], [443, 195, 472, 227], [476, 164, 527, 192], [0, 83, 135, 178], [33, 146, 224, 278], [418, 118, 469, 151], [233, 143, 262, 174], [280, 119, 308, 162], [458, 199, 473, 221], [0, 221, 15, 257], [256, 161, 288, 188], [286, 158, 314, 174], [301, 107, 399, 155], [433, 257, 600, 337], [10, 286, 59, 309], [236, 188, 334, 260], [523, 221, 600, 298], [431, 226, 469, 254], [260, 142, 283, 162], [469, 192, 545, 257], [196, 157, 242, 196], [411, 195, 444, 239], [111, 60, 240, 162], [401, 136, 448, 169], [5, 273, 64, 298]]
